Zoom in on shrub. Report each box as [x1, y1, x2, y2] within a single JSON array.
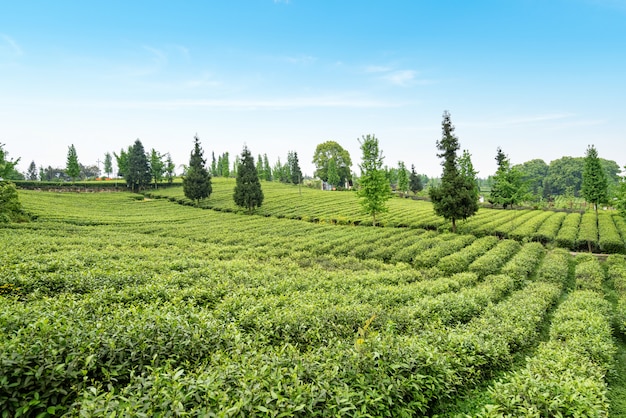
[[468, 240, 521, 278]]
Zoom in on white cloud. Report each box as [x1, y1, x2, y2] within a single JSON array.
[[284, 54, 316, 65], [0, 34, 23, 56], [383, 70, 418, 86]]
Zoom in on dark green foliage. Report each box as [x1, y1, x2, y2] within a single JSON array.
[[516, 158, 549, 198], [357, 134, 392, 226], [125, 140, 152, 193], [582, 145, 608, 215], [26, 161, 38, 181], [66, 144, 80, 181], [429, 111, 479, 232], [183, 136, 212, 202], [288, 151, 302, 185], [234, 146, 263, 211], [409, 164, 423, 194], [312, 140, 352, 186]]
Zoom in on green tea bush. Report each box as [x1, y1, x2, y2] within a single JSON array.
[[555, 212, 581, 249], [532, 211, 566, 244], [481, 291, 614, 418], [598, 211, 625, 253], [535, 248, 571, 285], [436, 236, 499, 275], [500, 242, 545, 285], [468, 240, 521, 278], [577, 211, 599, 252], [574, 257, 605, 292]]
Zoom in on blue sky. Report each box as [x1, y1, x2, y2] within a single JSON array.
[[1, 0, 625, 177]]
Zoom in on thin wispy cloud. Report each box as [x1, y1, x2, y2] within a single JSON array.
[[383, 70, 418, 86], [0, 34, 23, 56], [284, 54, 316, 65]]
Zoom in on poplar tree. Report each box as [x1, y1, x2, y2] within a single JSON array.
[[104, 153, 113, 178], [234, 146, 264, 212], [397, 161, 409, 194], [66, 144, 80, 181], [581, 144, 608, 216], [183, 135, 212, 202], [357, 134, 392, 226], [429, 111, 479, 232]]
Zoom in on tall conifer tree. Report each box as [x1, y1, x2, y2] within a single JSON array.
[[429, 111, 478, 232], [581, 144, 608, 216], [183, 135, 212, 202], [234, 146, 263, 211]]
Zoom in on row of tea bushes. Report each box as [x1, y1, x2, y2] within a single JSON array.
[[607, 254, 626, 335], [481, 289, 615, 417]]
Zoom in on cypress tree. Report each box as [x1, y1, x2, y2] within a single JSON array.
[[429, 111, 479, 232], [581, 144, 608, 216], [234, 146, 264, 212], [126, 139, 151, 193], [183, 135, 212, 203]]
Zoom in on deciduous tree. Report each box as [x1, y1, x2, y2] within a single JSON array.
[[397, 161, 408, 194], [489, 147, 526, 209], [312, 141, 352, 186], [66, 144, 80, 181], [429, 111, 479, 232], [149, 148, 165, 188], [234, 146, 264, 211], [104, 153, 113, 178], [357, 134, 392, 226], [183, 136, 212, 202], [327, 157, 340, 188]]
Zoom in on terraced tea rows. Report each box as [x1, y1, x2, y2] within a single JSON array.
[[1, 190, 625, 416]]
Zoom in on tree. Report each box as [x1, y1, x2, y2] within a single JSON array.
[[149, 148, 165, 188], [312, 141, 352, 187], [327, 157, 340, 188], [409, 164, 423, 195], [429, 111, 479, 233], [544, 157, 584, 197], [581, 144, 608, 216], [210, 152, 217, 177], [458, 150, 480, 204], [256, 154, 264, 180], [357, 134, 392, 226], [0, 143, 21, 180], [516, 159, 548, 199], [27, 161, 38, 180], [104, 153, 113, 178], [164, 154, 175, 184], [489, 147, 526, 209], [288, 151, 302, 185], [125, 139, 152, 193], [183, 135, 212, 202], [616, 166, 626, 218], [66, 144, 81, 181], [234, 146, 264, 212], [220, 152, 230, 177], [397, 161, 408, 194], [114, 146, 131, 178], [263, 154, 272, 181], [0, 181, 27, 223]]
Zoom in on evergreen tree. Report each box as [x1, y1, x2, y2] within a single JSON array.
[[409, 164, 423, 195], [581, 144, 608, 216], [149, 148, 165, 188], [221, 152, 230, 177], [164, 153, 175, 184], [489, 147, 526, 209], [256, 154, 264, 180], [327, 157, 340, 188], [125, 139, 152, 193], [429, 111, 479, 232], [234, 146, 264, 211], [397, 161, 408, 193], [357, 134, 392, 226], [66, 144, 81, 181], [288, 151, 303, 185], [211, 152, 217, 176], [263, 154, 272, 181], [183, 136, 212, 202], [27, 161, 38, 180], [104, 153, 113, 178]]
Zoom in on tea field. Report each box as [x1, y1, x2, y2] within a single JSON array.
[[1, 187, 626, 416]]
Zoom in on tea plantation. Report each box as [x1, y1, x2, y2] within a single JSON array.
[[1, 182, 625, 416]]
